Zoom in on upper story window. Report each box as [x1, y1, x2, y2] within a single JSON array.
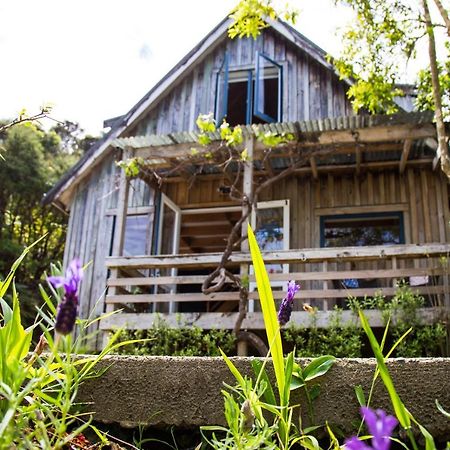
[[215, 52, 283, 127]]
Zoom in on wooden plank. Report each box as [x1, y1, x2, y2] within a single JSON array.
[[355, 146, 362, 175], [367, 172, 374, 204], [407, 169, 419, 243], [106, 243, 450, 269], [315, 203, 408, 216], [421, 170, 432, 242], [441, 174, 450, 242], [100, 307, 446, 330], [435, 173, 446, 242], [399, 139, 412, 174], [310, 156, 318, 179]]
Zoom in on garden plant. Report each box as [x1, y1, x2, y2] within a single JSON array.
[[200, 225, 448, 449]]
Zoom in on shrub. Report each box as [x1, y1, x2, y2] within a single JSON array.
[[114, 317, 236, 356]]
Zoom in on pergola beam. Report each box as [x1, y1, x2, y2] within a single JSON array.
[[399, 139, 412, 174]]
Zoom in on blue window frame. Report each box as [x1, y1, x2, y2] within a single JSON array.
[[214, 52, 283, 126], [320, 212, 405, 248], [254, 52, 283, 123]]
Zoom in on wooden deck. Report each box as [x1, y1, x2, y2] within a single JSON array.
[[101, 243, 450, 331]]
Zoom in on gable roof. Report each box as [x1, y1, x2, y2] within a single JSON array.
[[44, 17, 352, 209]]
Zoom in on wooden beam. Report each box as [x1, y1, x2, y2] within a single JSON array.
[[399, 139, 412, 174], [106, 242, 450, 269], [100, 307, 445, 330], [355, 146, 362, 175], [309, 156, 318, 179]]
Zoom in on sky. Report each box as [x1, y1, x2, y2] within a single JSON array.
[[0, 0, 433, 136]]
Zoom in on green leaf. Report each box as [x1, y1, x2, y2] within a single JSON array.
[[290, 375, 305, 391], [283, 351, 294, 406], [436, 399, 450, 418], [309, 384, 321, 401], [247, 224, 285, 404], [251, 359, 276, 406], [219, 348, 246, 389], [358, 310, 410, 429], [355, 385, 366, 407], [303, 355, 335, 382]]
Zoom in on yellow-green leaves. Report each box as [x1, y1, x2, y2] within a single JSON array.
[[358, 310, 411, 430], [247, 224, 285, 404]]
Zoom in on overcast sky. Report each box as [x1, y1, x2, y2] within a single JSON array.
[[0, 0, 432, 135]]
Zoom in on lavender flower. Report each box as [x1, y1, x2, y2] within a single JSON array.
[[48, 259, 83, 335], [277, 280, 300, 325], [345, 407, 398, 450]]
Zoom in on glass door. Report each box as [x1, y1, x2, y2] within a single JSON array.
[[156, 193, 181, 313], [249, 200, 290, 311]]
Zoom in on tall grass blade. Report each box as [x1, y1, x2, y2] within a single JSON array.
[[247, 224, 285, 403], [358, 309, 410, 429]]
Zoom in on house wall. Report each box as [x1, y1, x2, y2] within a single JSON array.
[[63, 155, 153, 322], [128, 28, 352, 137]]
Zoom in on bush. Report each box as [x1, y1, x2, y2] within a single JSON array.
[[114, 317, 236, 356]]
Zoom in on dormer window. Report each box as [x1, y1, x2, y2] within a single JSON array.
[[215, 52, 283, 126]]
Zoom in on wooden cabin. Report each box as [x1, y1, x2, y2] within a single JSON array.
[[45, 17, 450, 349]]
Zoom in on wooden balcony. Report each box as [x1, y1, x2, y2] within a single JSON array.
[[101, 243, 450, 332]]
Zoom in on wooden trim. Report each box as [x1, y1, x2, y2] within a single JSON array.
[[106, 206, 155, 216], [99, 307, 446, 330], [314, 203, 408, 216], [310, 156, 318, 180], [106, 243, 450, 269], [181, 206, 241, 215], [106, 285, 446, 304], [108, 268, 446, 287]]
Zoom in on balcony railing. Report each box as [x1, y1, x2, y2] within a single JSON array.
[[101, 243, 450, 331]]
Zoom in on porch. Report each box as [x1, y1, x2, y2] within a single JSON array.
[[101, 243, 450, 332]]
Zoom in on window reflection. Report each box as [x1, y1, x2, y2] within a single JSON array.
[[322, 213, 403, 248], [255, 207, 284, 274], [123, 215, 150, 256]]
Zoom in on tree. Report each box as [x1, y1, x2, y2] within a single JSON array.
[[0, 122, 82, 323], [228, 0, 450, 176]]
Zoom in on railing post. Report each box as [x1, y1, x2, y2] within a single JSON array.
[[238, 135, 254, 356], [322, 261, 329, 311], [392, 256, 398, 288]]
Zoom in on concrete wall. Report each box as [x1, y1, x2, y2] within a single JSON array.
[[78, 356, 450, 440]]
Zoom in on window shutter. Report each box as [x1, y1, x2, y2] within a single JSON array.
[[254, 52, 283, 123]]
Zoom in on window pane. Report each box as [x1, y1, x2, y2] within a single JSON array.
[[255, 207, 284, 273], [254, 52, 281, 123], [123, 215, 149, 256], [322, 214, 403, 248]]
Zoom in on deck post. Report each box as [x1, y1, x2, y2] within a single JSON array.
[[238, 135, 254, 356], [102, 149, 130, 348]]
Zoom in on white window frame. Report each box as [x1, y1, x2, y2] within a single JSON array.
[[249, 199, 290, 312]]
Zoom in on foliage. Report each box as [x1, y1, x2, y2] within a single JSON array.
[[203, 226, 335, 448], [228, 0, 297, 39], [0, 242, 130, 448], [284, 308, 364, 358], [348, 285, 448, 357], [0, 122, 85, 325], [416, 43, 450, 119], [113, 318, 236, 356], [116, 156, 145, 178]]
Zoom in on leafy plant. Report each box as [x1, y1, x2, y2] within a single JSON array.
[[114, 317, 236, 357], [202, 226, 334, 449], [0, 242, 136, 448]]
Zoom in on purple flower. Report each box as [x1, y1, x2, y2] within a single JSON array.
[[277, 280, 300, 325], [47, 259, 83, 335], [345, 407, 398, 450], [48, 259, 83, 296]]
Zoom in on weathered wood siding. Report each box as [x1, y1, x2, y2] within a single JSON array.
[[129, 29, 352, 137], [63, 155, 154, 323]]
